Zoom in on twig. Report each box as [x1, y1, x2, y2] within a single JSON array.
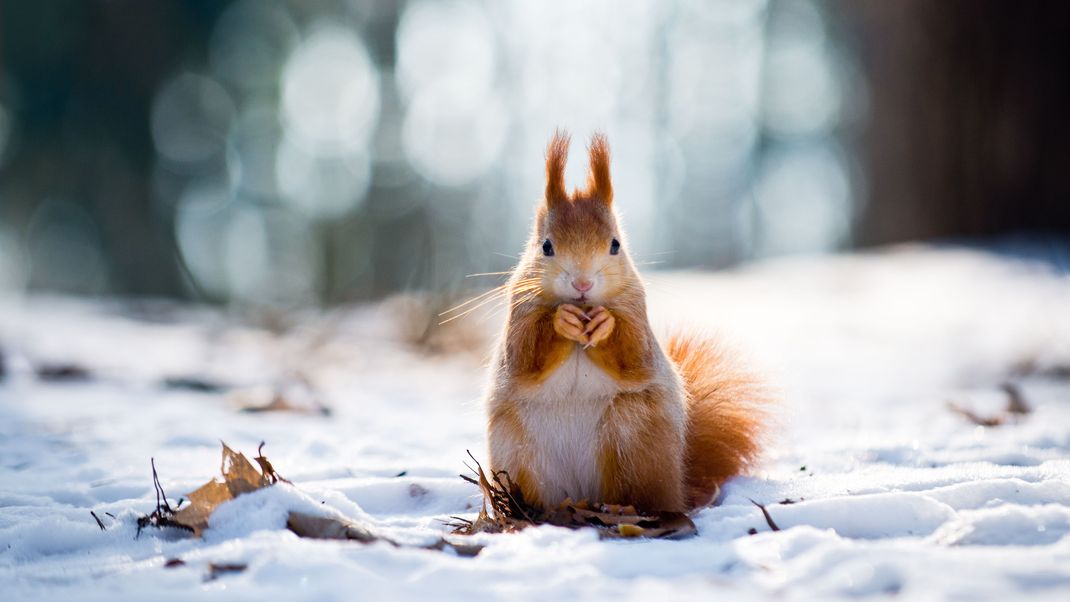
[[749, 499, 781, 531], [1002, 382, 1031, 415], [137, 458, 193, 538], [151, 458, 174, 513], [90, 511, 106, 531]]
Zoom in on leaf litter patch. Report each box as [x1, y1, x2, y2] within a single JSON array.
[[449, 451, 698, 540], [130, 443, 702, 578], [134, 441, 482, 560]]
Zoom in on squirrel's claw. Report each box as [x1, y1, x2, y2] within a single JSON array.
[[584, 307, 615, 347], [554, 304, 590, 345]]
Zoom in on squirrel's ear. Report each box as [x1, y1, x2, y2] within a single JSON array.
[[545, 130, 570, 208], [586, 132, 612, 205]]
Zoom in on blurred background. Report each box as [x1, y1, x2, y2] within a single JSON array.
[[1, 0, 1067, 308]]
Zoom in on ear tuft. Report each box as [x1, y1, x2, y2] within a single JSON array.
[[586, 132, 612, 204], [545, 130, 570, 206]]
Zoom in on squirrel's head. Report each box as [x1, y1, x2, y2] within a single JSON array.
[[523, 131, 640, 307]]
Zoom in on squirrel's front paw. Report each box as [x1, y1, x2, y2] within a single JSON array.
[[583, 306, 615, 348], [554, 304, 590, 345]]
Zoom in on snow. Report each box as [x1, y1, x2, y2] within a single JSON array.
[[1, 245, 1069, 600]]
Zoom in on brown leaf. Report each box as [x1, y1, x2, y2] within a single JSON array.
[[206, 563, 247, 581], [172, 443, 273, 535], [451, 451, 697, 540], [286, 512, 382, 544], [1002, 382, 1031, 415], [35, 363, 92, 382], [235, 380, 330, 416], [220, 442, 271, 496], [173, 480, 230, 535], [287, 512, 483, 557], [947, 402, 1006, 427]]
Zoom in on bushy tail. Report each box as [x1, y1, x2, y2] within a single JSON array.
[[666, 333, 771, 508]]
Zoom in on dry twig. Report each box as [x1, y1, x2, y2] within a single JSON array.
[[450, 451, 697, 540]]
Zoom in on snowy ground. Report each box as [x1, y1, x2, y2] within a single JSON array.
[[1, 245, 1069, 600]]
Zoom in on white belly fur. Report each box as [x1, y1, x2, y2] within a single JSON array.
[[519, 346, 619, 505]]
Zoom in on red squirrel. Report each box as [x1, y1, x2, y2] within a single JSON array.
[[486, 131, 768, 513]]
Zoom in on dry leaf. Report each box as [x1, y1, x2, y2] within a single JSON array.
[[286, 512, 381, 544], [206, 563, 247, 581], [172, 443, 273, 535], [947, 384, 1033, 428], [947, 402, 1006, 427], [287, 511, 482, 557], [235, 379, 330, 415], [1002, 382, 1031, 415], [35, 363, 92, 382], [451, 451, 697, 540]]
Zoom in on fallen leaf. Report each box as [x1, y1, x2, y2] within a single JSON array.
[[451, 451, 697, 540], [947, 402, 1006, 427], [1002, 382, 1031, 415], [162, 376, 227, 394], [35, 363, 91, 382], [235, 379, 330, 415], [288, 512, 482, 556], [286, 512, 381, 544], [206, 563, 247, 581], [172, 443, 272, 535], [172, 480, 230, 536]]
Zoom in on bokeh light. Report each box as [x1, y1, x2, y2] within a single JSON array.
[[0, 227, 26, 293], [275, 135, 371, 219], [397, 0, 506, 186], [280, 24, 380, 158], [2, 0, 863, 305], [209, 0, 298, 94], [151, 72, 235, 169], [0, 102, 11, 165], [754, 144, 852, 255]]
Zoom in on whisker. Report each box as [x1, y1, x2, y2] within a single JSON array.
[[465, 271, 515, 278], [438, 278, 545, 324], [438, 285, 509, 316], [439, 293, 509, 324]]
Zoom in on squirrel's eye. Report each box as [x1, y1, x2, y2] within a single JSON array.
[[542, 239, 554, 256], [610, 238, 621, 255]]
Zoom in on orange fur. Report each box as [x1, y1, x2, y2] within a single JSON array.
[[584, 304, 655, 385], [598, 388, 685, 512], [667, 334, 769, 507], [545, 130, 570, 206], [486, 131, 768, 513], [586, 133, 612, 204], [504, 304, 575, 384]]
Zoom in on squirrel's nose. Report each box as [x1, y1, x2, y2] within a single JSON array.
[[571, 278, 593, 293]]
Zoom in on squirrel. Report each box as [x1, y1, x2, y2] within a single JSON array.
[[485, 131, 768, 513]]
